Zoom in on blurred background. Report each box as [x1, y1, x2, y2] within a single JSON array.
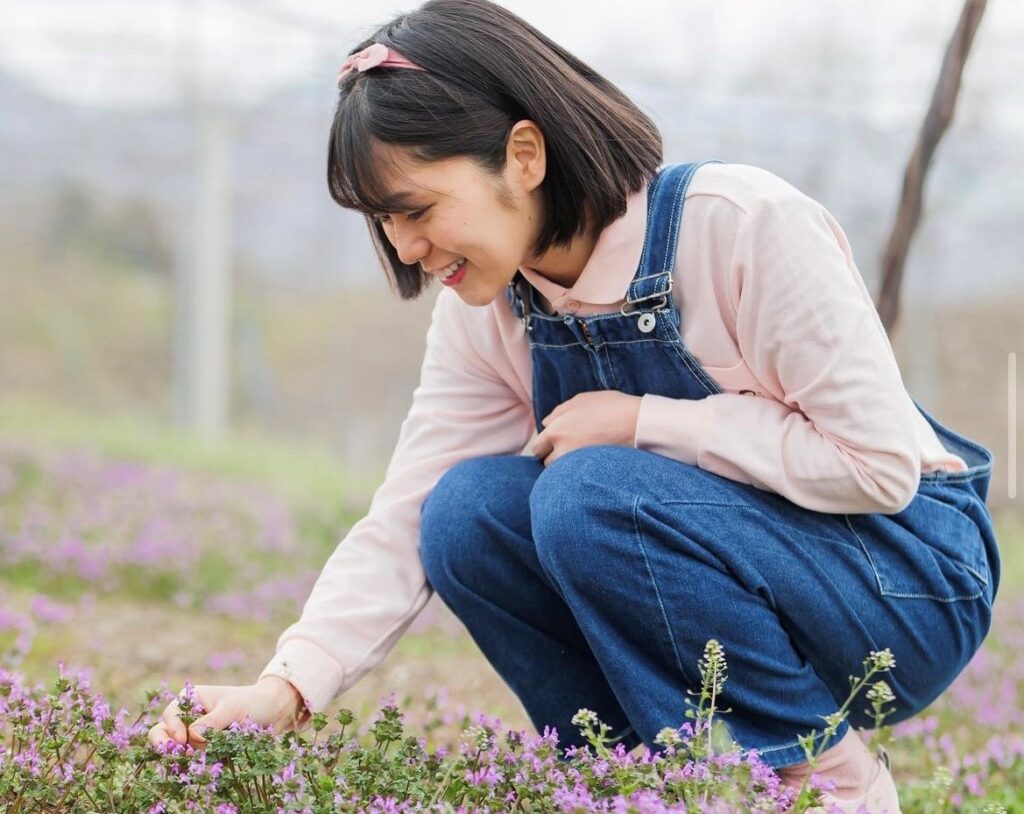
[[1, 0, 1021, 505], [0, 0, 1022, 761]]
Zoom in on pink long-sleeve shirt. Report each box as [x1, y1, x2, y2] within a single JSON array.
[[260, 162, 966, 714]]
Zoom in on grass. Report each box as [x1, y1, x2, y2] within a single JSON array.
[[993, 512, 1024, 590], [0, 395, 380, 519]]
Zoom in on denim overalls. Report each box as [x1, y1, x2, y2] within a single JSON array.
[[419, 162, 1000, 768]]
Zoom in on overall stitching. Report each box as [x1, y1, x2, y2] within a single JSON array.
[[630, 495, 686, 676], [669, 344, 721, 395], [843, 515, 985, 602]]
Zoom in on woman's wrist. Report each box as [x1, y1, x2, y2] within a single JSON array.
[[259, 675, 309, 723]]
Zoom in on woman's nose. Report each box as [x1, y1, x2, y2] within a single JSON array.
[[392, 221, 430, 266]]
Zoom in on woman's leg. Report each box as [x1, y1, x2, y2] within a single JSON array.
[[419, 454, 642, 753], [529, 445, 993, 769]]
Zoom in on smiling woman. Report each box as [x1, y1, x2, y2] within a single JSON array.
[[150, 2, 1002, 811], [347, 138, 604, 307], [325, 0, 660, 300]]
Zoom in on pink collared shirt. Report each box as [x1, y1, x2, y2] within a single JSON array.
[[260, 162, 966, 715]]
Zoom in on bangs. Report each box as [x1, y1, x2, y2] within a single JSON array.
[[327, 89, 423, 217]]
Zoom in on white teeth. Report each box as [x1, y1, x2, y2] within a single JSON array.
[[440, 259, 465, 279]]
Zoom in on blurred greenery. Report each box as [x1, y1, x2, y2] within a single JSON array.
[[0, 395, 380, 519], [993, 513, 1023, 592], [2, 394, 1020, 598]]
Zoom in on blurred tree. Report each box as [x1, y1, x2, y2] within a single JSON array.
[[876, 0, 988, 332], [43, 180, 172, 275], [115, 198, 174, 275]]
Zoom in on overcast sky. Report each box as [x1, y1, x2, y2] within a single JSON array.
[[0, 0, 1021, 136]]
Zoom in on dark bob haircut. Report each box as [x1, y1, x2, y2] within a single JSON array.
[[328, 0, 663, 299]]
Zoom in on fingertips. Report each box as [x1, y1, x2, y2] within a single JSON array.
[[162, 709, 188, 744], [148, 722, 178, 750]]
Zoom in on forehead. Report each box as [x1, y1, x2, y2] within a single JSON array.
[[372, 145, 490, 205]]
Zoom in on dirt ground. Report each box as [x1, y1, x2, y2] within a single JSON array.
[[7, 586, 534, 738]]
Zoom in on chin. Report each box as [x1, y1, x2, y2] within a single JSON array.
[[459, 288, 499, 308]]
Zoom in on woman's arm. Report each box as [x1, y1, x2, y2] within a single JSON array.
[[259, 289, 534, 714], [635, 188, 921, 515]]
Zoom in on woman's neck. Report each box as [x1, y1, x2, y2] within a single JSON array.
[[523, 229, 599, 289]]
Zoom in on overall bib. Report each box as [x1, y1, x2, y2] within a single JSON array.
[[419, 162, 999, 768]]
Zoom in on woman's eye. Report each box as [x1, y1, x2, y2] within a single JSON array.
[[372, 207, 428, 224]]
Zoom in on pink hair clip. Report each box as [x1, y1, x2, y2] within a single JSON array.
[[337, 42, 425, 84]]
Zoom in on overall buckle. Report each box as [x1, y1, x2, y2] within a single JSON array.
[[620, 273, 673, 315]]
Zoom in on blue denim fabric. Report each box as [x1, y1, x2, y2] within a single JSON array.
[[419, 163, 999, 768]]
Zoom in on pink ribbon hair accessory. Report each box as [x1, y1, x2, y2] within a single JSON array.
[[337, 42, 425, 83]]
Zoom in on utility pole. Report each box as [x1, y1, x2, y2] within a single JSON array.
[[167, 0, 352, 439], [171, 0, 234, 439]]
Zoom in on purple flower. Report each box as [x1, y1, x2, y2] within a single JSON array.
[[464, 764, 501, 787]]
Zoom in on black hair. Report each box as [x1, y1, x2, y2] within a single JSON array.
[[328, 0, 663, 299]]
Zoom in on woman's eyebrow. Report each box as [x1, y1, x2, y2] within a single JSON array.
[[386, 189, 431, 206]]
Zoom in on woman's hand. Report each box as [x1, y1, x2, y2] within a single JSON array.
[[529, 391, 642, 466], [147, 676, 308, 750]]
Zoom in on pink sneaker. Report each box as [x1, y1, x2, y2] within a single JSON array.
[[807, 749, 902, 814]]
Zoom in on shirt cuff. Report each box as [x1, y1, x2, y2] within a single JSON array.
[[259, 639, 346, 717], [634, 394, 711, 465]]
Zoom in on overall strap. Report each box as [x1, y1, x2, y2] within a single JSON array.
[[624, 160, 723, 312]]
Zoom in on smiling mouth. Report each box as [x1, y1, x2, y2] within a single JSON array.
[[428, 257, 466, 280]]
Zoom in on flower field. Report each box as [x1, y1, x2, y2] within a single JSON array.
[[1, 436, 1022, 812]]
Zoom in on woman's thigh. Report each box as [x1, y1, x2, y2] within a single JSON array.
[[530, 445, 993, 726]]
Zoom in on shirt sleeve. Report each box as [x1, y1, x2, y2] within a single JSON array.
[[259, 290, 534, 713], [634, 191, 921, 515]]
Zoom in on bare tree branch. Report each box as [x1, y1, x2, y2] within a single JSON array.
[[875, 0, 987, 332]]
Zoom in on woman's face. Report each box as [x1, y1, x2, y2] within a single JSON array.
[[372, 124, 546, 307]]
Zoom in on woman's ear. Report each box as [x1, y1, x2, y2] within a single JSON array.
[[506, 120, 546, 193]]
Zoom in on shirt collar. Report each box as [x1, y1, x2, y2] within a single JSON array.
[[518, 181, 648, 307]]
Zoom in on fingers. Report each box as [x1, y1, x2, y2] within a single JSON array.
[[147, 716, 207, 752], [147, 685, 252, 753], [187, 722, 211, 748], [531, 430, 554, 461], [187, 687, 248, 746], [147, 721, 171, 749], [184, 686, 218, 748], [149, 689, 207, 750], [146, 720, 182, 749], [161, 700, 188, 744]]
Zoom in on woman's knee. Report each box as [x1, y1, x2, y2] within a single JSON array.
[[420, 454, 538, 588], [529, 445, 741, 583], [529, 446, 636, 573]]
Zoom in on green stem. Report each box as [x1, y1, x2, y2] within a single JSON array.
[[326, 726, 348, 777], [793, 665, 883, 805], [44, 729, 80, 782], [224, 756, 254, 808], [115, 756, 149, 801], [429, 758, 458, 806]]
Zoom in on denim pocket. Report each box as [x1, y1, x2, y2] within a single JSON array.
[[844, 490, 989, 602]]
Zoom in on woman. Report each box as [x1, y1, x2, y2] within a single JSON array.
[[149, 2, 1000, 810]]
